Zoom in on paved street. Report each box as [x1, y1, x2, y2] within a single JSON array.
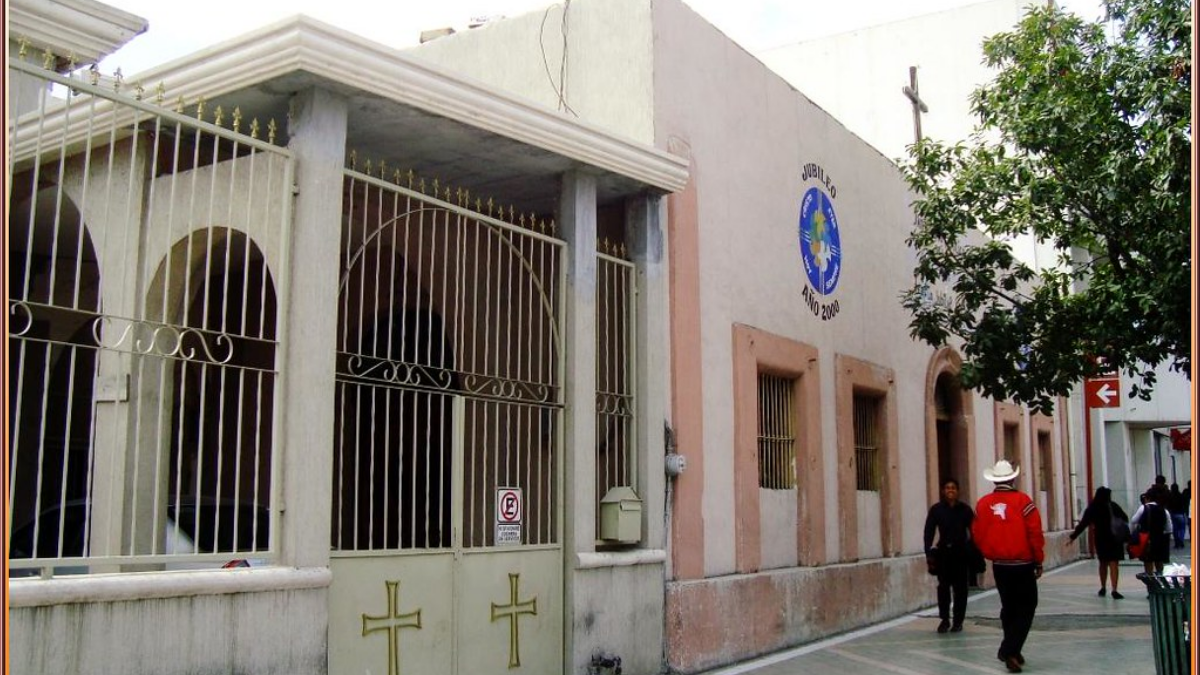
[[704, 549, 1191, 675]]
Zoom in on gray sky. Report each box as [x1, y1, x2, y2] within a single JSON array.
[[98, 0, 1105, 76]]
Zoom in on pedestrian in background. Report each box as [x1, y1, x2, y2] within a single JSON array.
[[1068, 486, 1129, 598], [1131, 485, 1173, 574], [1169, 483, 1187, 548], [924, 478, 975, 633], [973, 460, 1045, 674]]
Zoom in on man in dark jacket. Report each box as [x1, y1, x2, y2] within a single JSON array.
[[924, 478, 975, 633], [973, 460, 1045, 674]]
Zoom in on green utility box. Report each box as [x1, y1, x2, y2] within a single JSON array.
[[599, 486, 642, 543]]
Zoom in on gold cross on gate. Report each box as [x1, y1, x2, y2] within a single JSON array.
[[490, 573, 538, 669], [362, 580, 423, 675]]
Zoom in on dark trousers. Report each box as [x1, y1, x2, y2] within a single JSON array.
[[992, 563, 1039, 659], [936, 555, 970, 624]]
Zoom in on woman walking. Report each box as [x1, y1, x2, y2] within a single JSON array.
[[923, 478, 975, 633], [1131, 485, 1173, 574], [1068, 486, 1130, 598]]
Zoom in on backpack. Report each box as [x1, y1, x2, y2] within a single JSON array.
[[1109, 506, 1131, 543]]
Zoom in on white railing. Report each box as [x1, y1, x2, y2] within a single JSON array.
[[7, 57, 292, 575]]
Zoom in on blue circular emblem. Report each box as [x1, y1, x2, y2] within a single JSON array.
[[798, 187, 842, 295]]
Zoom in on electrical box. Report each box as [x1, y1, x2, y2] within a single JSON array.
[[599, 486, 642, 543]]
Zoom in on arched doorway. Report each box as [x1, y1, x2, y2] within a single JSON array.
[[925, 348, 975, 504], [7, 184, 101, 560]]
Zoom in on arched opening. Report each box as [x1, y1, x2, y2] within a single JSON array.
[[7, 183, 101, 558], [158, 227, 278, 553], [935, 373, 968, 491], [925, 348, 975, 505]]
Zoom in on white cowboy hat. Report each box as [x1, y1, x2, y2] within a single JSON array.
[[983, 459, 1020, 482]]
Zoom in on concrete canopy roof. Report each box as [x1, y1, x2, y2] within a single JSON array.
[[119, 15, 689, 214]]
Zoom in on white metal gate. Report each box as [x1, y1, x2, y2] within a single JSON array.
[[328, 168, 564, 675], [7, 56, 290, 575]]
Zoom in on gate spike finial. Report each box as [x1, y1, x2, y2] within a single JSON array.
[[268, 118, 277, 144], [112, 68, 124, 94], [134, 82, 146, 101], [195, 96, 206, 120], [250, 118, 261, 140], [175, 96, 186, 114], [213, 105, 225, 127], [379, 160, 387, 179], [18, 36, 30, 59], [349, 150, 358, 170], [487, 197, 494, 217], [232, 107, 243, 133], [88, 65, 101, 86], [393, 169, 402, 185], [364, 158, 373, 175], [42, 48, 55, 70], [155, 82, 167, 105], [66, 53, 77, 72]]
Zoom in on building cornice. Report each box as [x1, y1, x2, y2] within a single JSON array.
[[9, 0, 148, 67], [130, 15, 689, 194]]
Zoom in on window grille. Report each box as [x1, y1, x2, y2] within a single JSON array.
[[854, 394, 882, 491], [1037, 432, 1052, 492], [757, 374, 796, 490], [1004, 423, 1020, 464]]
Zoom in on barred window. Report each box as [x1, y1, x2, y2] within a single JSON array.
[[757, 373, 796, 489], [854, 394, 882, 491], [1037, 432, 1052, 492], [1004, 423, 1020, 464]]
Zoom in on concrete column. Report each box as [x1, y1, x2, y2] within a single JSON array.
[[627, 194, 668, 549], [560, 170, 599, 554], [279, 87, 347, 568], [559, 170, 598, 671]]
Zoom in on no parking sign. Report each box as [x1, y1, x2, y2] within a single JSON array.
[[496, 487, 522, 545]]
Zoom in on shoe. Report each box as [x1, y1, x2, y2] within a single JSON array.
[[1112, 591, 1125, 599], [950, 622, 963, 632], [1098, 588, 1107, 597], [1016, 654, 1025, 665], [1004, 655, 1023, 672], [937, 619, 950, 633]]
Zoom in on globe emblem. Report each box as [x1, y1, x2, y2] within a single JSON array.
[[798, 187, 842, 295]]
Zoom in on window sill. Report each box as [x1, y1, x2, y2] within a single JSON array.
[[576, 549, 666, 569]]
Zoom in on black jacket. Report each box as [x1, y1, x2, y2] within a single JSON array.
[[924, 500, 975, 557]]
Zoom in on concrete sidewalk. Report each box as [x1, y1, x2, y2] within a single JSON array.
[[702, 549, 1191, 675]]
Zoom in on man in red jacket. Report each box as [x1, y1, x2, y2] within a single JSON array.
[[972, 460, 1045, 673]]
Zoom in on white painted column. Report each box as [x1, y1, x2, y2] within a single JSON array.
[[627, 194, 669, 549], [559, 170, 598, 671], [560, 170, 599, 554], [278, 87, 347, 568]]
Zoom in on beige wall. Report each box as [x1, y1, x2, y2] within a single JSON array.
[[408, 0, 655, 144]]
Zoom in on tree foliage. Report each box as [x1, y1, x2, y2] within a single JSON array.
[[900, 0, 1191, 414]]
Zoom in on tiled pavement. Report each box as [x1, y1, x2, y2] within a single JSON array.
[[703, 548, 1192, 675]]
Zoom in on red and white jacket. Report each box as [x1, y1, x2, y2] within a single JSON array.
[[972, 485, 1045, 566]]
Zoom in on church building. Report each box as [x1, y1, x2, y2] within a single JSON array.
[[6, 0, 1077, 673]]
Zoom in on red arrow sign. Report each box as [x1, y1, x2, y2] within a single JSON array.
[[1085, 377, 1121, 408]]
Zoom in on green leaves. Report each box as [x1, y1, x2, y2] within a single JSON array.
[[900, 0, 1191, 412]]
